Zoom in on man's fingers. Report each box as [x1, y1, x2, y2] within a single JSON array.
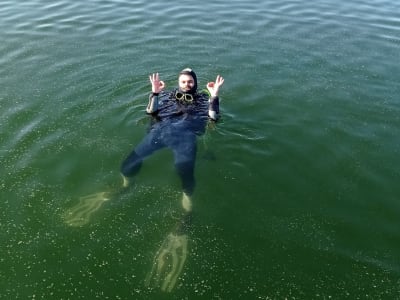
[[149, 73, 160, 83], [216, 75, 224, 86]]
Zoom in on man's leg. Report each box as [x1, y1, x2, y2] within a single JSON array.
[[171, 133, 197, 212], [175, 160, 196, 197], [120, 130, 164, 186]]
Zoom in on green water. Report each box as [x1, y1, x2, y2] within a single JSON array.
[[1, 0, 400, 298]]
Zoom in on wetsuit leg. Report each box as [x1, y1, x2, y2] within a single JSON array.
[[170, 133, 197, 196], [120, 129, 165, 177]]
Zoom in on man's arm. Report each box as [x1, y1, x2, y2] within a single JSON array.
[[147, 73, 165, 114], [207, 75, 224, 120], [146, 93, 159, 114], [208, 96, 220, 120]]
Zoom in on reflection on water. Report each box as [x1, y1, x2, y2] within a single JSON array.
[[145, 232, 188, 292], [144, 210, 192, 292], [63, 187, 191, 292], [63, 191, 111, 227]]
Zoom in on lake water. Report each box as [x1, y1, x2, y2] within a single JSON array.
[[1, 0, 400, 298]]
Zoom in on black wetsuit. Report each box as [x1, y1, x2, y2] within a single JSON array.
[[120, 90, 219, 195]]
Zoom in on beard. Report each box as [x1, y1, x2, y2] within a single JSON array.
[[179, 86, 195, 94]]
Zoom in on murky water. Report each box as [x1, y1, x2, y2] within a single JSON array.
[[1, 0, 400, 298]]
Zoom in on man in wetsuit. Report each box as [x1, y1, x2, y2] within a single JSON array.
[[120, 68, 224, 212]]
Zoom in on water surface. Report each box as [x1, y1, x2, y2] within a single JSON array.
[[1, 0, 400, 298]]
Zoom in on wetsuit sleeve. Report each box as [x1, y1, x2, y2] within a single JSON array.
[[146, 93, 159, 114], [208, 96, 219, 120]]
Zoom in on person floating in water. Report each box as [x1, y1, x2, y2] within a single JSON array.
[[124, 68, 224, 292], [64, 68, 224, 225], [120, 68, 224, 212], [63, 68, 224, 292]]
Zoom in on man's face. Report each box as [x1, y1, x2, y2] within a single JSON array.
[[178, 74, 195, 92]]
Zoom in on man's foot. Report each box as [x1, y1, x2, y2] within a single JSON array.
[[181, 192, 192, 212], [122, 175, 130, 188]]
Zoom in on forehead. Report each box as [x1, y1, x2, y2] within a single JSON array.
[[179, 74, 194, 82]]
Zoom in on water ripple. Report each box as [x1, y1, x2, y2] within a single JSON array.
[[2, 0, 400, 298]]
